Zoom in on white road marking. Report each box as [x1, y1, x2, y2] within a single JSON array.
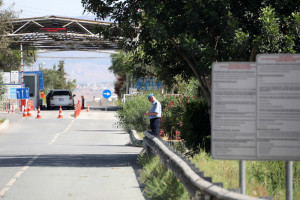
[[49, 119, 74, 145], [0, 155, 39, 197]]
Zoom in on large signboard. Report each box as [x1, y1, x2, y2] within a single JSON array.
[[256, 54, 300, 160], [212, 54, 300, 161], [212, 63, 257, 160]]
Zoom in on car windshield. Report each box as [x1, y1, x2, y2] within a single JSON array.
[[52, 91, 71, 96]]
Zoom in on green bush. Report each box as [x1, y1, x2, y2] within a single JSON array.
[[115, 94, 150, 132], [181, 98, 211, 153], [247, 160, 300, 199], [115, 92, 163, 132], [137, 154, 190, 200]]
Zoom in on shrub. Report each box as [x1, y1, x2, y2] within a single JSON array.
[[115, 92, 162, 132], [160, 95, 186, 140], [137, 154, 189, 200], [181, 98, 211, 153], [115, 94, 150, 132]]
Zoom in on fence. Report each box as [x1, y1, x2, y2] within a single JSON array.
[[139, 130, 265, 200], [0, 98, 20, 113]]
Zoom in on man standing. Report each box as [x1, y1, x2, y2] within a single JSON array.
[[145, 94, 162, 136]]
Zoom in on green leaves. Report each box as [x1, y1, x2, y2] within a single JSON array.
[[82, 0, 299, 112], [41, 60, 76, 94]]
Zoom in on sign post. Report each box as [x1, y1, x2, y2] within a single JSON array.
[[102, 89, 111, 111]]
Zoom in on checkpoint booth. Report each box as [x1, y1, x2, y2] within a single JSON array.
[[21, 72, 43, 109], [2, 71, 43, 112]]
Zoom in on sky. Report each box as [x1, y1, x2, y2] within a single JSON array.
[[2, 0, 117, 85]]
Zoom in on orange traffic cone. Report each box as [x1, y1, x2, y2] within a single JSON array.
[[23, 107, 27, 118], [37, 106, 42, 119], [58, 106, 63, 118], [87, 105, 90, 112], [27, 106, 32, 117]]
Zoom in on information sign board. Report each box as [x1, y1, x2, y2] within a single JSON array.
[[3, 84, 22, 99], [256, 54, 300, 161], [2, 72, 10, 84], [16, 88, 29, 99], [212, 54, 300, 161], [212, 63, 257, 160], [11, 71, 19, 84], [136, 78, 162, 90]]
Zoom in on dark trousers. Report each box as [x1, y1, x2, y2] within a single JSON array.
[[150, 118, 160, 137]]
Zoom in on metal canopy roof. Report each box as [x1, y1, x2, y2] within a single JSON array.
[[6, 15, 119, 50]]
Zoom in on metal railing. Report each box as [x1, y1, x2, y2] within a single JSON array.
[[139, 130, 263, 200]]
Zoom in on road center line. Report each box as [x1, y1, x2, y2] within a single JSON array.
[[0, 155, 39, 197], [49, 119, 74, 145]]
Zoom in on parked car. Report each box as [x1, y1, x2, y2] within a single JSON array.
[[46, 89, 75, 110]]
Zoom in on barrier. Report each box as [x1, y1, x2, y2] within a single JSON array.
[[27, 106, 32, 117], [23, 107, 27, 117], [36, 106, 42, 119], [74, 100, 81, 118], [58, 106, 63, 118], [142, 131, 262, 200]]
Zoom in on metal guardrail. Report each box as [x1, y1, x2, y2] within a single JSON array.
[[141, 130, 263, 200]]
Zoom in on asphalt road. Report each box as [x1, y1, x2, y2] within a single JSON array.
[[0, 110, 145, 200]]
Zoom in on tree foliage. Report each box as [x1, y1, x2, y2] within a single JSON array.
[[41, 60, 76, 94], [82, 0, 299, 114], [0, 1, 36, 71]]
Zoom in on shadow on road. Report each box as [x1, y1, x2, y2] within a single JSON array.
[[0, 154, 139, 168]]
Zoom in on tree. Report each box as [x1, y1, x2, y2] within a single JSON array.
[[82, 0, 299, 115], [0, 0, 15, 51], [0, 1, 35, 71], [0, 73, 6, 99], [0, 48, 36, 71], [41, 60, 76, 95]]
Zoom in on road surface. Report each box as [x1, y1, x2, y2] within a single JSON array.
[[0, 110, 145, 200]]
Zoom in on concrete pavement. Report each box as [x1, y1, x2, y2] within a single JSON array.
[[0, 110, 145, 200]]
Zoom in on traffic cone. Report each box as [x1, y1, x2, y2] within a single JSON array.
[[87, 105, 90, 112], [37, 106, 42, 119], [58, 106, 63, 118], [23, 107, 27, 118], [27, 106, 32, 117]]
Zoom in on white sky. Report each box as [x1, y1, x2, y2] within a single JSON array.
[[2, 0, 117, 85], [3, 0, 92, 18]]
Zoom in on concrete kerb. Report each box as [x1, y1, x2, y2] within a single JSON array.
[[129, 130, 143, 147]]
